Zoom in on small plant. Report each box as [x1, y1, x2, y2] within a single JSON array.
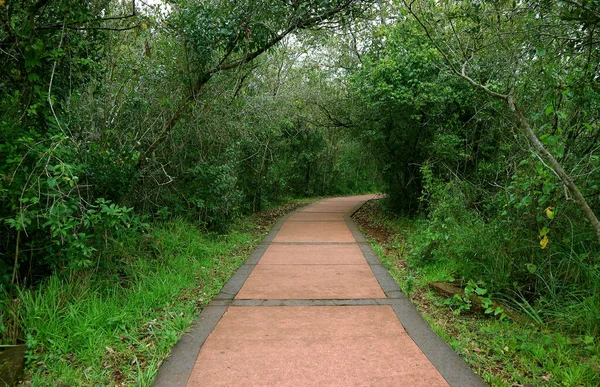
[[442, 293, 472, 315], [465, 280, 507, 320], [438, 280, 507, 320], [480, 297, 507, 320], [404, 275, 415, 296]]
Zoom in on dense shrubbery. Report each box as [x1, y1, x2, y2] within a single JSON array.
[[348, 1, 600, 337]]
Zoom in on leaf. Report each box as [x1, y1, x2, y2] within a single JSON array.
[[27, 73, 41, 82], [539, 227, 550, 237], [545, 206, 555, 219], [474, 287, 487, 296], [540, 235, 549, 249], [536, 47, 546, 57], [541, 335, 553, 346]]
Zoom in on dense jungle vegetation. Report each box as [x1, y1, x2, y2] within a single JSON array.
[[1, 0, 600, 385]]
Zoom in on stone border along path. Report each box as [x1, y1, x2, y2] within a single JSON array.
[[153, 195, 488, 386]]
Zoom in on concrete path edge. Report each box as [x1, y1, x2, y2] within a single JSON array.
[[151, 202, 318, 386], [152, 198, 488, 387], [344, 202, 487, 387]]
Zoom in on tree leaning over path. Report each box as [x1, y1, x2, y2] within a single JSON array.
[[403, 0, 600, 242], [135, 0, 376, 171]]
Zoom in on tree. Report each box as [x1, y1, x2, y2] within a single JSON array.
[[403, 0, 600, 241], [134, 0, 376, 170]]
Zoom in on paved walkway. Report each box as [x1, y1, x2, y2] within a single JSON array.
[[153, 196, 487, 386]]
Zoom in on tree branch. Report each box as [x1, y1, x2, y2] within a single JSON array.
[[560, 0, 600, 20], [404, 0, 600, 242], [38, 24, 142, 31], [135, 1, 362, 171], [37, 0, 139, 31], [507, 95, 600, 240]]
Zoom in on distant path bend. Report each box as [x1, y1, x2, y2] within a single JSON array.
[[153, 195, 487, 387]]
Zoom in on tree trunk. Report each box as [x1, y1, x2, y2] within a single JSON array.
[[506, 96, 600, 240], [305, 161, 311, 196], [404, 1, 600, 242]]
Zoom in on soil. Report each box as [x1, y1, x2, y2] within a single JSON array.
[[351, 200, 395, 243]]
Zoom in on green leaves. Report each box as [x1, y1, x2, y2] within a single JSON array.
[[474, 287, 488, 296], [4, 214, 32, 232], [526, 263, 537, 274], [46, 177, 57, 188]]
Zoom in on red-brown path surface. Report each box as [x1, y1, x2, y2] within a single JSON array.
[[153, 196, 487, 387]]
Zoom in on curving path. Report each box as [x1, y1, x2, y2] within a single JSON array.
[[153, 195, 487, 386]]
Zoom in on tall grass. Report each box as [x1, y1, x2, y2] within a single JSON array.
[[11, 218, 261, 386]]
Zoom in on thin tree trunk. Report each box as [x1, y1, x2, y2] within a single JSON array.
[[12, 229, 20, 284], [305, 161, 311, 197], [507, 96, 600, 240]]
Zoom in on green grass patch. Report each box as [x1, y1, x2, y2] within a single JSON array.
[[8, 198, 316, 386]]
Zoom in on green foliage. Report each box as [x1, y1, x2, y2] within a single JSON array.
[[0, 0, 380, 297], [0, 0, 146, 291], [14, 217, 259, 385], [186, 156, 243, 230], [344, 0, 600, 341], [404, 172, 600, 336], [349, 20, 476, 214], [439, 280, 507, 320]]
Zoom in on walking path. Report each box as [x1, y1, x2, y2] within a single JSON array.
[[153, 196, 487, 386]]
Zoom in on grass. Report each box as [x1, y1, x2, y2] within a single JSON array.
[[352, 200, 600, 387], [9, 198, 316, 386]]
